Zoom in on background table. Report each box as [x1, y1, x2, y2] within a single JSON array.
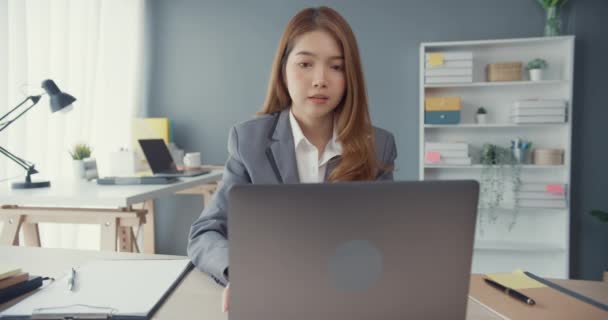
[[0, 170, 222, 253]]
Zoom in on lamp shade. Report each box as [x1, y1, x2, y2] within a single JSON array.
[[41, 79, 76, 113]]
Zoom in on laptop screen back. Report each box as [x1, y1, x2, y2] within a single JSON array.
[[228, 181, 480, 319], [138, 139, 177, 173]]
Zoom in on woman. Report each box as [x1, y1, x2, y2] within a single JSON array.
[[187, 6, 397, 312]]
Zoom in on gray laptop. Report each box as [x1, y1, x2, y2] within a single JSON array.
[[138, 139, 209, 177], [228, 180, 479, 320]]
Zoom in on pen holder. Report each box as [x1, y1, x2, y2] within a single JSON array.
[[511, 147, 530, 164]]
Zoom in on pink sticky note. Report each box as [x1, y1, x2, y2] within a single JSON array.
[[546, 184, 565, 194], [425, 151, 441, 163]]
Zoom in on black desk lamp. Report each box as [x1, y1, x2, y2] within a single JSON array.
[[0, 79, 76, 189]]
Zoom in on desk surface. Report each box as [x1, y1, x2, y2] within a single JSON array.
[[2, 246, 606, 319], [0, 171, 223, 208]]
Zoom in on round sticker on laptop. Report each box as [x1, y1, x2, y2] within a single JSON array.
[[328, 240, 383, 291]]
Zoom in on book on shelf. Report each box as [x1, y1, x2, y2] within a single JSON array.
[[511, 115, 566, 123], [425, 142, 469, 152], [425, 150, 469, 158], [425, 60, 473, 68], [518, 183, 567, 193], [514, 99, 567, 108], [426, 157, 472, 165], [425, 68, 472, 76], [517, 199, 568, 208], [425, 51, 473, 61], [425, 76, 473, 84], [516, 191, 566, 200], [511, 108, 566, 116]]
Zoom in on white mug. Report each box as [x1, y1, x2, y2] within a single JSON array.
[[183, 152, 201, 167]]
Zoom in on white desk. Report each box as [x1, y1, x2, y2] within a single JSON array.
[[3, 246, 606, 320], [0, 170, 223, 253]]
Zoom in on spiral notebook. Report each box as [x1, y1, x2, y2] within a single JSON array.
[[0, 259, 192, 320]]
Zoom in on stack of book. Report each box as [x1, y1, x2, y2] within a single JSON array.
[[425, 51, 473, 84], [0, 266, 43, 304], [516, 182, 568, 208], [511, 99, 567, 124], [425, 142, 472, 165]]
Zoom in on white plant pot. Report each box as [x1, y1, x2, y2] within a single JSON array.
[[529, 69, 543, 81], [475, 114, 487, 124], [72, 160, 86, 179]]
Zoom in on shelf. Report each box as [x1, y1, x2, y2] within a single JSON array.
[[424, 123, 567, 129], [474, 240, 566, 253], [424, 80, 567, 88], [424, 165, 565, 169], [478, 207, 568, 212], [421, 36, 574, 48], [420, 37, 574, 277]]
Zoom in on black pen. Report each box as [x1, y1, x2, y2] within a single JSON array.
[[484, 278, 536, 305]]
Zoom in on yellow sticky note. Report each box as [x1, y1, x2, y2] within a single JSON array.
[[486, 269, 546, 290], [428, 53, 444, 66]]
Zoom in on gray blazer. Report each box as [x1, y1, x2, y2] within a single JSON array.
[[187, 109, 397, 286]]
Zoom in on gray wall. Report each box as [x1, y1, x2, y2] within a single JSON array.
[[146, 0, 608, 280]]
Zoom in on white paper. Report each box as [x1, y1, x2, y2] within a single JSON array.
[[0, 259, 190, 318]]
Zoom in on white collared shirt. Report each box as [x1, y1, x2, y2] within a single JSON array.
[[289, 109, 342, 183]]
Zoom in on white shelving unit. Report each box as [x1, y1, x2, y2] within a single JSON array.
[[419, 36, 574, 278]]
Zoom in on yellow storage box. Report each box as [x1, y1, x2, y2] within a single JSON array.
[[425, 97, 462, 111]]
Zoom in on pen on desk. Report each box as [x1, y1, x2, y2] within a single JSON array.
[[484, 278, 535, 306], [67, 267, 77, 291]]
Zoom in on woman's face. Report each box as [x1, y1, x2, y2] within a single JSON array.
[[284, 30, 346, 124]]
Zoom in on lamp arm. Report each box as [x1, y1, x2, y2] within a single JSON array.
[[0, 96, 31, 122], [0, 95, 43, 173], [0, 95, 42, 133], [0, 145, 32, 172]]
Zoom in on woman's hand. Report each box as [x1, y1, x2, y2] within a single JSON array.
[[222, 283, 230, 312]]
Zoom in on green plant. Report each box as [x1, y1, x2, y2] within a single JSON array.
[[478, 144, 522, 233], [69, 143, 92, 160], [526, 58, 548, 70], [537, 0, 569, 36], [537, 0, 568, 9], [476, 107, 487, 115], [591, 210, 608, 223]]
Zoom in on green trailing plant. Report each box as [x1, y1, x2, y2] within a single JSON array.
[[537, 0, 568, 9], [591, 210, 608, 223], [478, 144, 522, 234], [476, 107, 487, 115], [537, 0, 569, 36], [69, 143, 92, 160], [526, 58, 548, 70]]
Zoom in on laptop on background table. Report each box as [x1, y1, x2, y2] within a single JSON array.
[[228, 180, 479, 320], [138, 139, 209, 178]]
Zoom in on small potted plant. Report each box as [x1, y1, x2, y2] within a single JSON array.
[[526, 58, 548, 81], [475, 107, 488, 124], [69, 143, 92, 179]]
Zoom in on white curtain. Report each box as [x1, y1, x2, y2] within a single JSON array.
[[0, 0, 146, 250]]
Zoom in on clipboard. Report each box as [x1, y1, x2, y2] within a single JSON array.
[[0, 259, 193, 320]]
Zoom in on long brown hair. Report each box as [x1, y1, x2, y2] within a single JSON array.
[[260, 6, 381, 182]]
